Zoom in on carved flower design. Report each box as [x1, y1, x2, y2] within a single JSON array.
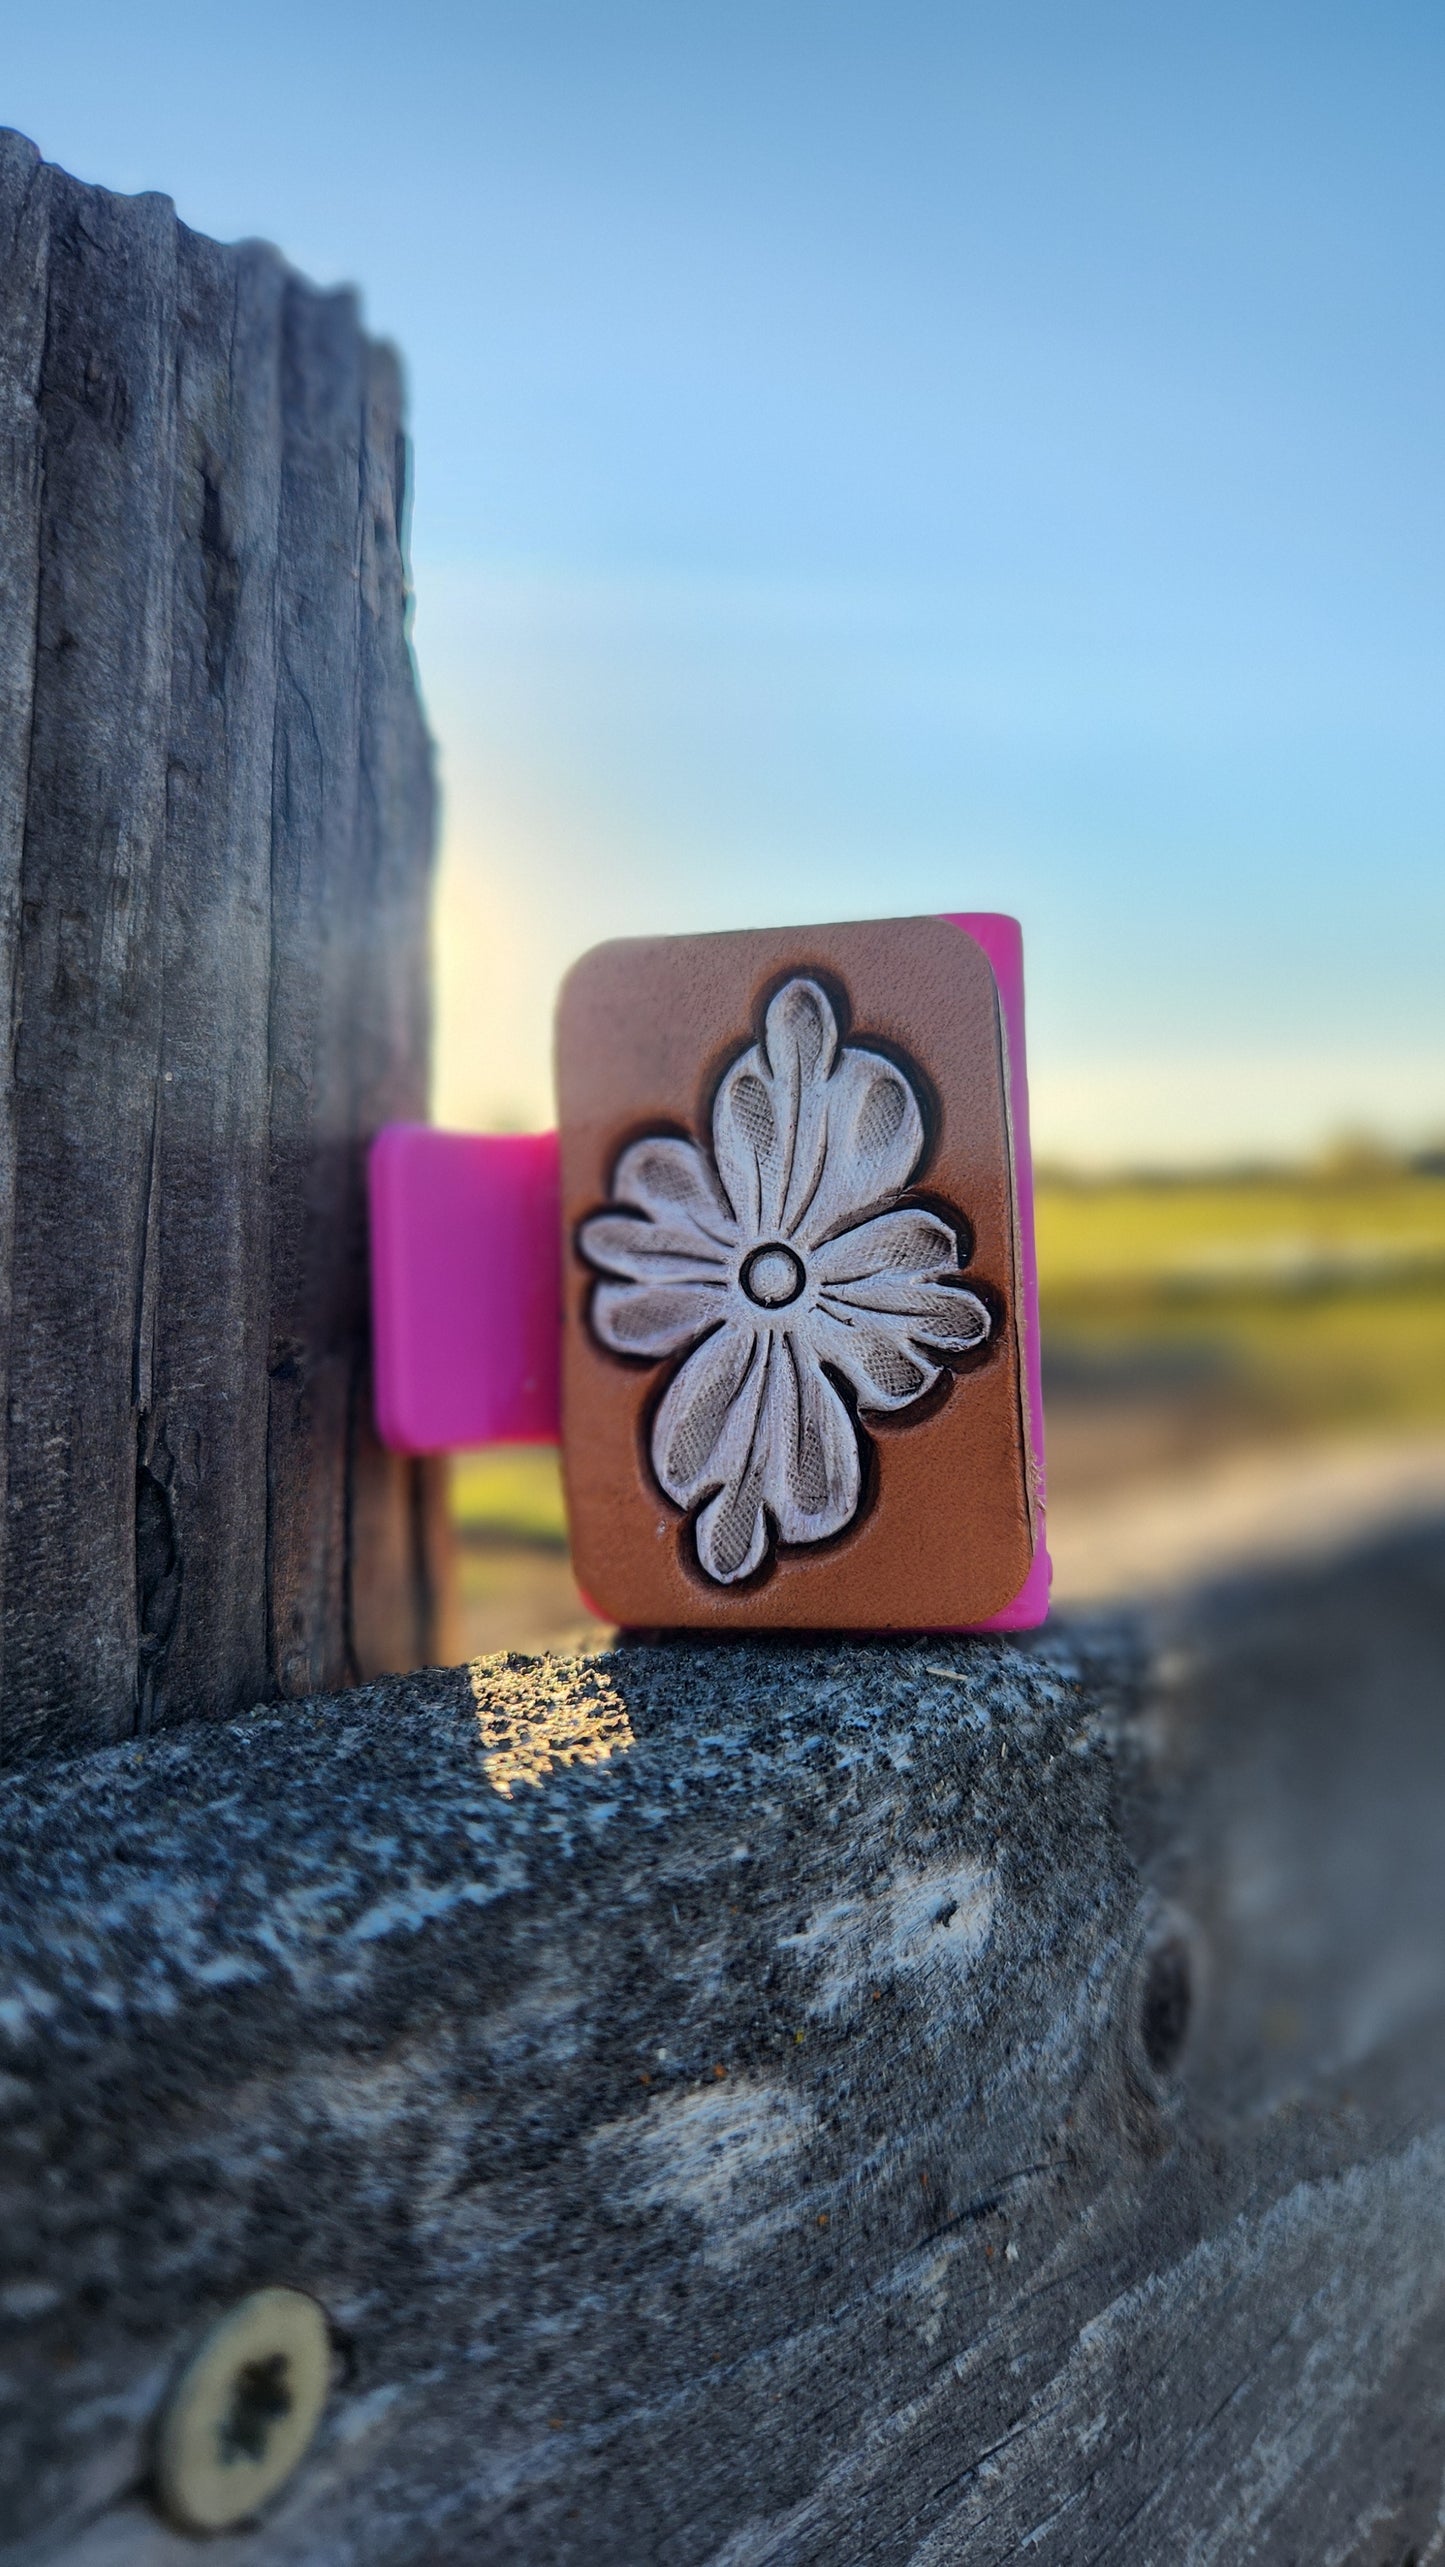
[[576, 976, 993, 1586]]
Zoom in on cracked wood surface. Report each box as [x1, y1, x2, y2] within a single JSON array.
[[0, 129, 445, 1763], [1, 1520, 1443, 2563]]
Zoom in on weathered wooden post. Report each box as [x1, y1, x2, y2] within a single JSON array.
[[0, 130, 448, 1764]]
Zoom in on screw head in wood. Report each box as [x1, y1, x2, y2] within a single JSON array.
[[153, 2286, 331, 2534]]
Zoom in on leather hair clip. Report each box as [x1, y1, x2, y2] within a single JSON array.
[[370, 911, 1048, 1630]]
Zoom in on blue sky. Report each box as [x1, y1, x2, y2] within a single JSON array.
[[7, 2, 1443, 1159]]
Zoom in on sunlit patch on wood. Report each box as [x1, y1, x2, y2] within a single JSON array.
[[468, 1653, 635, 1797]]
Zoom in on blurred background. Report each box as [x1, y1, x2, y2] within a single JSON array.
[[9, 2, 1443, 1652]]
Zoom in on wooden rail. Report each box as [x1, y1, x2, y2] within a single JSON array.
[[2, 1521, 1444, 2559]]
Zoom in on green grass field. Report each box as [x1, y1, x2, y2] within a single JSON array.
[[452, 1443, 570, 1545], [452, 1164, 1445, 1544], [1037, 1167, 1445, 1434]]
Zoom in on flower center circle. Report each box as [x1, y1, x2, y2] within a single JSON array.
[[740, 1243, 806, 1309]]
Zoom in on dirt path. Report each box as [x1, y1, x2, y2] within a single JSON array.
[[1045, 1429, 1445, 1604], [452, 1430, 1445, 1656]]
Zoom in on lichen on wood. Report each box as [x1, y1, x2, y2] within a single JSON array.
[[1, 1524, 1443, 2561]]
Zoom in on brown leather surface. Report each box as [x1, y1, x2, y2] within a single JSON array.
[[555, 916, 1033, 1628]]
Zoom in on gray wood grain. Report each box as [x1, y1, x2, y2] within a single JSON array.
[[0, 1523, 1442, 2563], [0, 133, 447, 1760], [0, 136, 50, 1698]]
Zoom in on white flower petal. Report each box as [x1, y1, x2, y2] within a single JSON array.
[[680, 1329, 776, 1583], [652, 1320, 765, 1507], [711, 1048, 785, 1237], [763, 979, 839, 1240], [610, 1134, 737, 1251], [694, 1473, 771, 1586], [577, 1210, 728, 1289], [590, 1279, 723, 1361], [821, 1274, 991, 1352], [758, 1330, 860, 1547], [712, 976, 839, 1237], [809, 1307, 943, 1413], [788, 1045, 924, 1247], [761, 974, 838, 1090], [812, 1206, 959, 1287]]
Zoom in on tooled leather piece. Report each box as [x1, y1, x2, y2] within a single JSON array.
[[556, 916, 1034, 1628]]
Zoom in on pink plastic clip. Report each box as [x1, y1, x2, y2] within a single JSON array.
[[368, 1126, 561, 1451], [941, 913, 1049, 1629]]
